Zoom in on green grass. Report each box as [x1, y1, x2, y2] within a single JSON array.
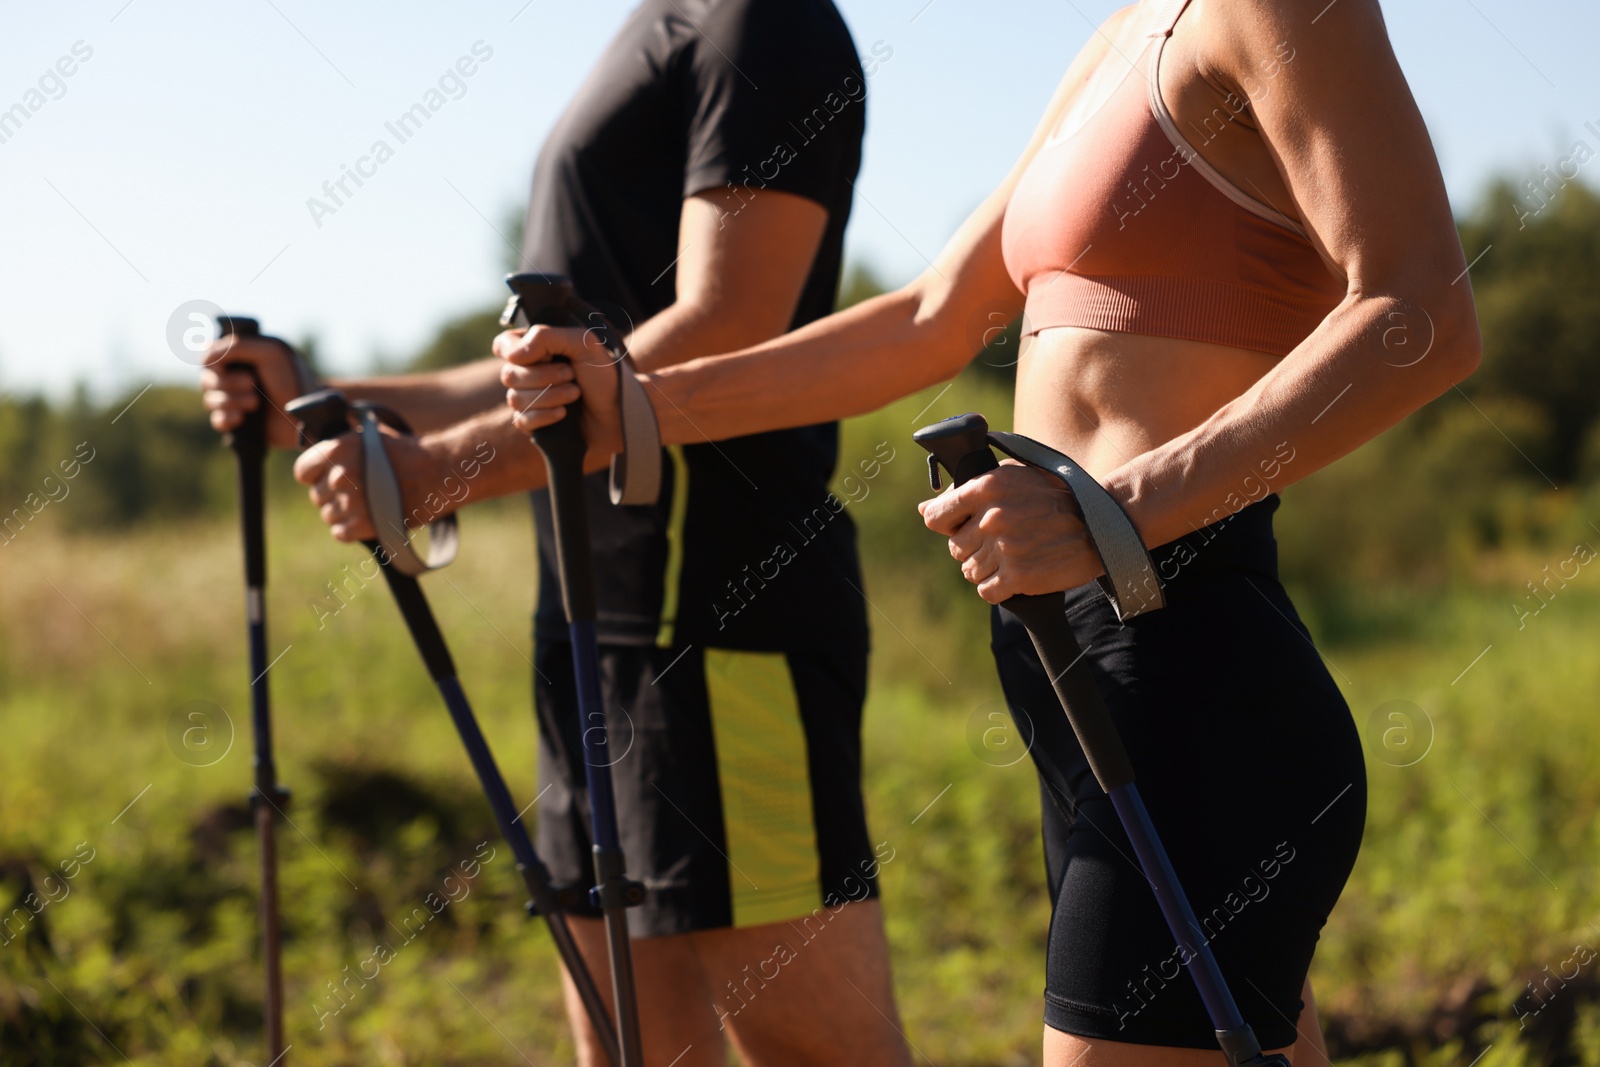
[[3, 373, 1600, 1065]]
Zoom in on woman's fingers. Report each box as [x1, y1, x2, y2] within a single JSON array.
[[490, 327, 528, 361], [498, 323, 626, 455], [918, 479, 981, 537], [922, 462, 1098, 600], [960, 543, 999, 586], [501, 360, 580, 434], [975, 572, 1011, 605]]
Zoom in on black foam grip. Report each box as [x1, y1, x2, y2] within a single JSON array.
[[284, 389, 351, 450], [914, 413, 1136, 792], [219, 318, 269, 588], [505, 273, 599, 625]]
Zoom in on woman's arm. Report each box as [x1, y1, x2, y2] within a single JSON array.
[[500, 7, 1141, 446], [294, 189, 832, 541], [922, 0, 1483, 603], [1107, 0, 1481, 550]]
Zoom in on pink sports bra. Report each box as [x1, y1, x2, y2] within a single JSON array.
[[1000, 0, 1345, 356]]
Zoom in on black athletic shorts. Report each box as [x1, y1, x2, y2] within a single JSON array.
[[533, 640, 879, 938], [990, 495, 1366, 1050]]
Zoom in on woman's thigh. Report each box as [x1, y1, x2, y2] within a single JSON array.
[[996, 562, 1366, 1049], [1043, 978, 1326, 1065]]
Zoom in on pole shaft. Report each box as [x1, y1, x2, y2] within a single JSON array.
[[230, 378, 286, 1063], [1107, 784, 1245, 1032], [568, 623, 644, 1062], [367, 559, 623, 1067], [517, 295, 645, 1066], [532, 459, 644, 1066], [569, 624, 621, 849], [255, 798, 286, 1058], [287, 390, 623, 1063]]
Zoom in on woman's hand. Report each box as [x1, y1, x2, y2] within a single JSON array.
[[917, 461, 1103, 603], [495, 324, 625, 456]]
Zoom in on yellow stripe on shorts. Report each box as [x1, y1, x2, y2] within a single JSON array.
[[655, 445, 690, 648], [704, 649, 823, 928]]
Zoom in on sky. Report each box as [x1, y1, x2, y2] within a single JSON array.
[[0, 0, 1593, 399]]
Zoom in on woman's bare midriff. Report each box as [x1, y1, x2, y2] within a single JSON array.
[[1013, 326, 1279, 480]]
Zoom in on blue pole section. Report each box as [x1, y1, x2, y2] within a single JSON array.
[[568, 621, 623, 852], [435, 675, 543, 873], [247, 592, 275, 792], [1107, 782, 1246, 1033]]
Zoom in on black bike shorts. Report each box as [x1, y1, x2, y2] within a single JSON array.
[[990, 495, 1366, 1051], [533, 641, 881, 938]]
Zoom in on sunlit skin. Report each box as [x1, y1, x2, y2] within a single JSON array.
[[496, 1, 1479, 1062], [198, 189, 915, 1067], [198, 190, 830, 543]]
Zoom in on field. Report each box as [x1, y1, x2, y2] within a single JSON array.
[[3, 373, 1600, 1066]]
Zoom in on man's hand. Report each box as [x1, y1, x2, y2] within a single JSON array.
[[292, 426, 454, 543], [199, 335, 308, 449], [495, 324, 625, 456], [917, 462, 1102, 603]]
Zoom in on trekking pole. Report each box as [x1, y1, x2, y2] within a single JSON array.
[[217, 315, 290, 1064], [915, 412, 1291, 1067], [284, 388, 623, 1067], [499, 271, 657, 1067]]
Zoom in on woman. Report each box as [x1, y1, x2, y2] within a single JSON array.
[[497, 0, 1480, 1061]]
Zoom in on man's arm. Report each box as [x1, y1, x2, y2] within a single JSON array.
[[331, 360, 504, 435], [498, 12, 1138, 445], [199, 339, 505, 449], [294, 187, 829, 542]]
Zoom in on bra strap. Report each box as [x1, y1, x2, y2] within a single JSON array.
[[1148, 0, 1195, 37]]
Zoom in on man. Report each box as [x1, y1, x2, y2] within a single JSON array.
[[201, 2, 910, 1064]]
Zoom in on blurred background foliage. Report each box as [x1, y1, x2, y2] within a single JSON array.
[[4, 178, 1600, 1065]]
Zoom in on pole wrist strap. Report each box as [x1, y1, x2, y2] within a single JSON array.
[[354, 403, 460, 577], [610, 351, 662, 506]]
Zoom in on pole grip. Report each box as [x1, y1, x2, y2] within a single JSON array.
[[913, 413, 1136, 792], [220, 317, 268, 588], [219, 316, 269, 460], [502, 273, 599, 624], [286, 390, 458, 681]]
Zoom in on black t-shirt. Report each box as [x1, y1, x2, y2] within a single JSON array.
[[522, 0, 869, 651]]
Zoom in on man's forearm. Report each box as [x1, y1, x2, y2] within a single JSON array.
[[331, 359, 504, 435]]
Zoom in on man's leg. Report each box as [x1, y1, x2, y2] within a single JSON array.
[[558, 901, 910, 1067], [558, 916, 730, 1067], [692, 900, 912, 1067]]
